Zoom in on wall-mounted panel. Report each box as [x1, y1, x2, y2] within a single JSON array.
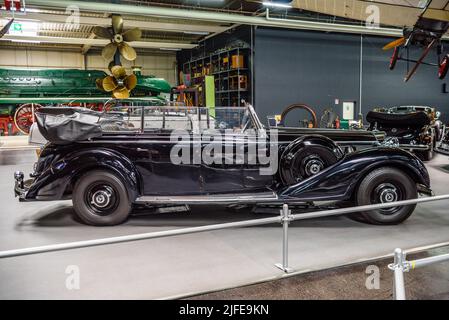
[[254, 28, 449, 124]]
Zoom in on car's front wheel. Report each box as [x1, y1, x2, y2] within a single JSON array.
[[73, 170, 132, 226], [354, 167, 417, 225]]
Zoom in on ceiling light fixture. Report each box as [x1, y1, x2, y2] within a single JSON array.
[[160, 47, 182, 51], [183, 31, 210, 35], [11, 39, 41, 43], [262, 1, 292, 8]]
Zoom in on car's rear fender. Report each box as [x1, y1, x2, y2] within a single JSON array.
[[278, 147, 430, 202], [25, 148, 140, 201]]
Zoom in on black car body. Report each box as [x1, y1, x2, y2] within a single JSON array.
[[367, 106, 443, 161], [15, 104, 431, 226]]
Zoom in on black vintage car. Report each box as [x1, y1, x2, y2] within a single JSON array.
[[367, 106, 443, 161], [14, 104, 432, 226]]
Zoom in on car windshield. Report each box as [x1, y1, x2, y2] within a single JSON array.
[[104, 105, 258, 133]]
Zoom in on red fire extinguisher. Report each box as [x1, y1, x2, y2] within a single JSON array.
[[334, 116, 340, 129]]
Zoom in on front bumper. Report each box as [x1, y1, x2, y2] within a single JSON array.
[[14, 171, 34, 201]]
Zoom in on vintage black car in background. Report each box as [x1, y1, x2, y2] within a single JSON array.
[[15, 104, 432, 226], [367, 106, 443, 161]]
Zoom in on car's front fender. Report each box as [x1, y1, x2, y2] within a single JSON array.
[[278, 147, 430, 202]]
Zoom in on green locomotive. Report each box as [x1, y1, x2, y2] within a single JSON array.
[[0, 67, 172, 135]]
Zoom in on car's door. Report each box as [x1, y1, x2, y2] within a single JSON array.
[[132, 107, 202, 196], [200, 107, 271, 194], [241, 131, 274, 191], [200, 129, 246, 193]]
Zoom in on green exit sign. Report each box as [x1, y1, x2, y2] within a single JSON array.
[[8, 21, 37, 36], [12, 23, 22, 32]]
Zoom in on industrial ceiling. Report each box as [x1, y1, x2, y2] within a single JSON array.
[[1, 0, 447, 52]]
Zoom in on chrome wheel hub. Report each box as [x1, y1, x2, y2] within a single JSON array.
[[91, 188, 112, 209], [376, 183, 398, 204], [305, 158, 324, 176]]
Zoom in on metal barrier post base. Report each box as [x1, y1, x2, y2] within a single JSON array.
[[275, 204, 294, 273], [274, 263, 294, 273]]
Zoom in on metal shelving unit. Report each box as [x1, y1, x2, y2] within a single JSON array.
[[182, 47, 251, 107]]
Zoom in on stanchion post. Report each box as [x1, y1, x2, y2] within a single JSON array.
[[275, 204, 293, 273], [390, 248, 407, 300]]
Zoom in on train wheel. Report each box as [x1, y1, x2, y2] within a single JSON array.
[[438, 54, 449, 80], [14, 103, 43, 135], [389, 47, 400, 70]]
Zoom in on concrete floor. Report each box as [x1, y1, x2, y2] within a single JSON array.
[[188, 246, 449, 300], [0, 152, 448, 299]]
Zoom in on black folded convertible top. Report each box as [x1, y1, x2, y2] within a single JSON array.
[[366, 111, 430, 128], [35, 107, 103, 144]]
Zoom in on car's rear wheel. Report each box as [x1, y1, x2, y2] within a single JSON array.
[[73, 170, 131, 226], [355, 167, 417, 225]]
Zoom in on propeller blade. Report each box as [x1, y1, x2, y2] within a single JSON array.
[[102, 76, 118, 92], [111, 14, 124, 35], [0, 18, 14, 38], [101, 42, 118, 61], [124, 74, 138, 91], [112, 87, 130, 99], [95, 78, 105, 91], [119, 42, 137, 61], [111, 65, 127, 79], [122, 27, 142, 42], [383, 37, 406, 51], [92, 26, 112, 39]]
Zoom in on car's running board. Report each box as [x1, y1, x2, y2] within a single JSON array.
[[135, 192, 280, 205]]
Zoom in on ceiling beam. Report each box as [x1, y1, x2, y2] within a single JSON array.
[[0, 34, 197, 49], [2, 11, 227, 33]]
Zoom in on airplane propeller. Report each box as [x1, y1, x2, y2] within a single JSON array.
[[382, 37, 406, 50]]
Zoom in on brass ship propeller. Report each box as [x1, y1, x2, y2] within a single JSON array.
[[93, 14, 142, 62], [96, 65, 137, 99], [93, 14, 141, 99]]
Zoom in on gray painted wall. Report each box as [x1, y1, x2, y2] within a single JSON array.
[[254, 27, 449, 124]]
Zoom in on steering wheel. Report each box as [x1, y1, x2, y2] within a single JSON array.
[[280, 103, 318, 128]]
